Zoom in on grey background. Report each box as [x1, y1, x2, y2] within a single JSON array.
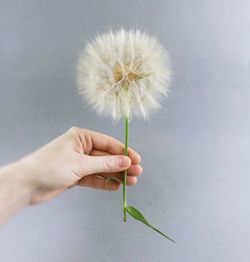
[[0, 0, 250, 261]]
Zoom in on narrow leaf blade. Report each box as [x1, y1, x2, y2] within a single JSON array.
[[148, 225, 176, 243], [126, 206, 175, 243], [106, 176, 122, 183]]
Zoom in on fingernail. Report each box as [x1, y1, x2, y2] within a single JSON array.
[[118, 156, 130, 168]]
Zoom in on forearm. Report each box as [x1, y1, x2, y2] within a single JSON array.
[[0, 161, 34, 227]]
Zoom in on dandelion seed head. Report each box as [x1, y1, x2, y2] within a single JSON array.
[[77, 29, 172, 120]]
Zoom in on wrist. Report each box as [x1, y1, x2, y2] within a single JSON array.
[[0, 160, 36, 206], [0, 160, 36, 226]]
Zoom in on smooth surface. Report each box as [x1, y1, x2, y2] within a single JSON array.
[[1, 1, 250, 261]]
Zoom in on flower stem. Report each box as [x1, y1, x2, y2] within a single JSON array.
[[123, 116, 129, 222]]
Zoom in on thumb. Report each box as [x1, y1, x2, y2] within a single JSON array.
[[82, 155, 131, 175]]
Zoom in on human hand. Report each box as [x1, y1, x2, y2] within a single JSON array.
[[17, 127, 142, 204]]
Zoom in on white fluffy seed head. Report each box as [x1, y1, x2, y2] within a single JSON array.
[[77, 29, 172, 121]]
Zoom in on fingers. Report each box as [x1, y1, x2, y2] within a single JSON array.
[[90, 149, 141, 165], [94, 172, 138, 185], [127, 164, 143, 176], [88, 130, 124, 154], [128, 148, 141, 164], [80, 155, 131, 175], [78, 174, 137, 191], [78, 175, 121, 191], [91, 150, 143, 176], [67, 127, 141, 163], [68, 127, 141, 163], [87, 130, 141, 164], [96, 163, 143, 178]]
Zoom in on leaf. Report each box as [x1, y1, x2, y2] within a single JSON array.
[[126, 206, 149, 224], [106, 176, 122, 183], [126, 206, 175, 243]]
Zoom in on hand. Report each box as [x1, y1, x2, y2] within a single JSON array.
[[18, 127, 142, 204]]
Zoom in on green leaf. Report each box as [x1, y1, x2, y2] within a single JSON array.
[[126, 206, 175, 243], [126, 206, 149, 224], [106, 176, 122, 183]]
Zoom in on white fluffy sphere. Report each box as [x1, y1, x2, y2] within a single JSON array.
[[77, 29, 171, 120]]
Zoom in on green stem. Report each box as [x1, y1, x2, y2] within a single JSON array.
[[123, 117, 129, 222]]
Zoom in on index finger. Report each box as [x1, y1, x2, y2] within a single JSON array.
[[89, 130, 141, 164]]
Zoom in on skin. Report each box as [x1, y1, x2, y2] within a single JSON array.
[[0, 127, 142, 226]]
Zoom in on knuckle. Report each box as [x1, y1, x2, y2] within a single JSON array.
[[67, 126, 89, 139], [81, 128, 90, 133], [68, 126, 80, 134], [104, 157, 116, 171]]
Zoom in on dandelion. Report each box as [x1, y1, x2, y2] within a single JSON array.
[[77, 29, 171, 121], [77, 29, 174, 242]]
